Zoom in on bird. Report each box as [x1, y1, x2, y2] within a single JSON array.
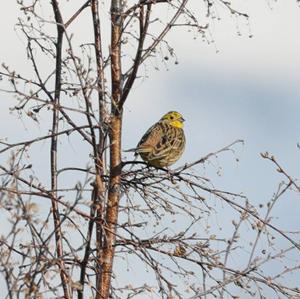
[[127, 111, 186, 168]]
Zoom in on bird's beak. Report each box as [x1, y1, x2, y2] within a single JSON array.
[[180, 117, 185, 122]]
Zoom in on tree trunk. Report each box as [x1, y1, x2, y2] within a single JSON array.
[[96, 0, 122, 298]]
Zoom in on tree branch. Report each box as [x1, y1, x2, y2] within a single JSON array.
[[50, 1, 71, 298], [119, 4, 151, 109]]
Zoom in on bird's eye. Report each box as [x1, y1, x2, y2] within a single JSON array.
[[170, 116, 174, 120]]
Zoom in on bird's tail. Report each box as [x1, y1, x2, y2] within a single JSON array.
[[123, 150, 139, 172], [123, 148, 137, 153]]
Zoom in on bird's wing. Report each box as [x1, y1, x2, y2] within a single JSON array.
[[148, 125, 183, 160], [136, 122, 165, 154]]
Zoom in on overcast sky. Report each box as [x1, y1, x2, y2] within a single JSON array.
[[1, 0, 300, 297], [123, 0, 300, 208]]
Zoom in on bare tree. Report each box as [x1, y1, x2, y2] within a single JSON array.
[[0, 1, 299, 298]]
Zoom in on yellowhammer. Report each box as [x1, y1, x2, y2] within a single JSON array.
[[129, 111, 186, 168]]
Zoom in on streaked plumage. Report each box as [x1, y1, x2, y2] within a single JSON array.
[[132, 111, 186, 168], [173, 244, 187, 257]]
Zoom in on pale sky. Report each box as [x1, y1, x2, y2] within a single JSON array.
[[1, 0, 300, 297]]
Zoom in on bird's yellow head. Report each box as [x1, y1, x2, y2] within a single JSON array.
[[160, 111, 185, 128]]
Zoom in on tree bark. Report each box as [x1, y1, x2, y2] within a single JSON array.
[[96, 0, 123, 298]]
